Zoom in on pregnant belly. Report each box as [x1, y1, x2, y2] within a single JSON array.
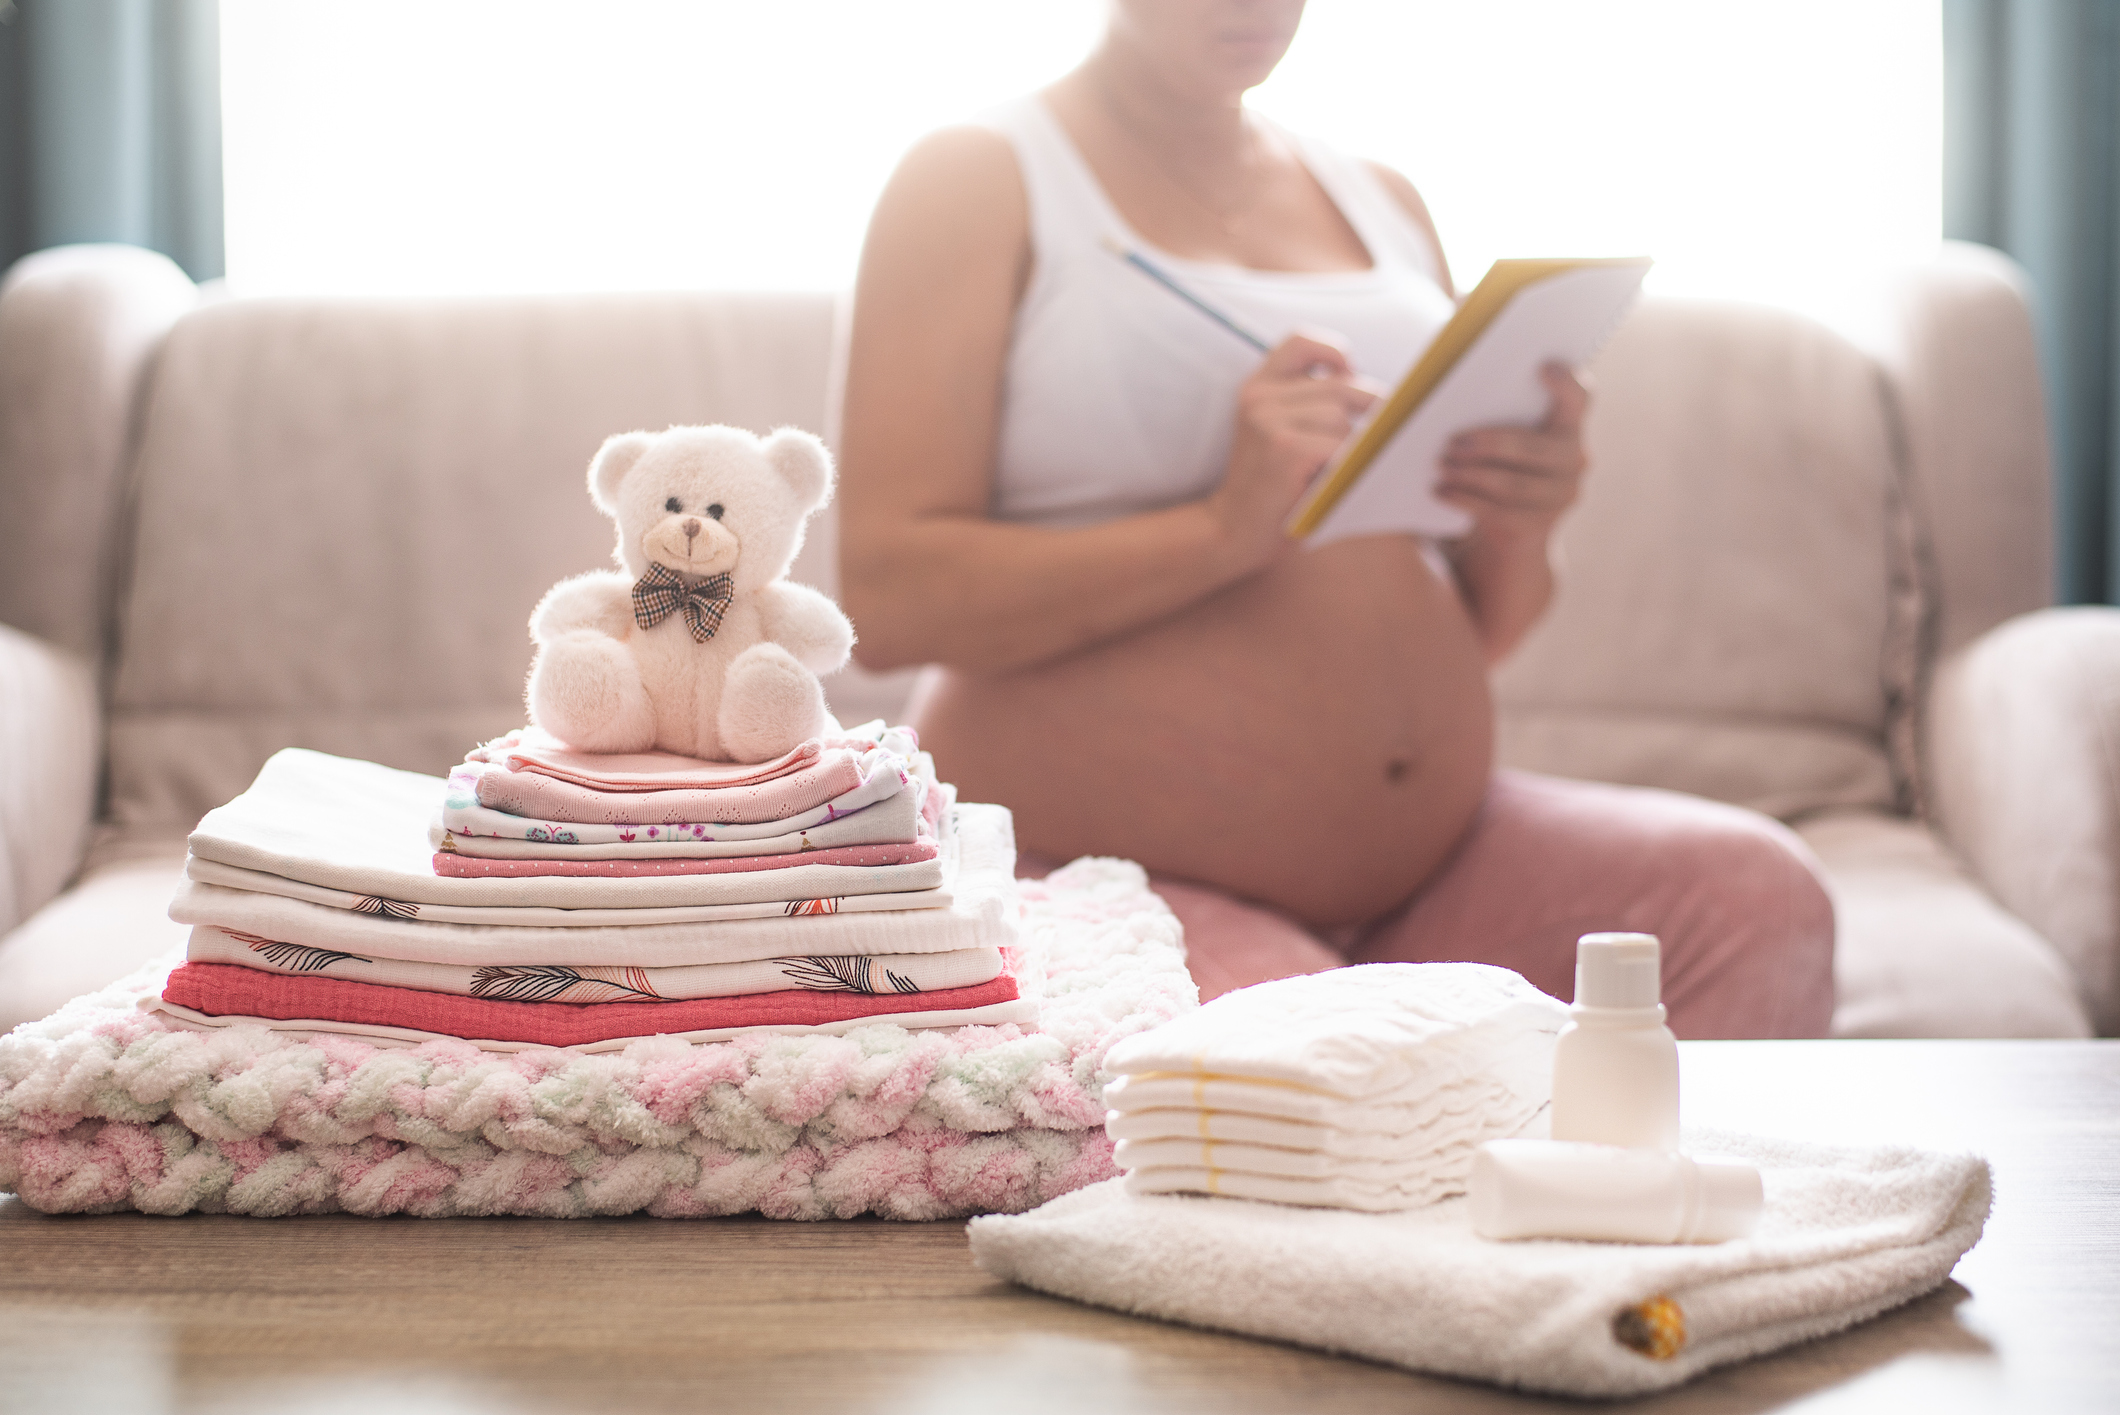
[[912, 536, 1495, 928]]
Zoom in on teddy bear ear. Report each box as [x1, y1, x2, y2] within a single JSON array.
[[587, 432, 655, 514], [761, 427, 834, 511]]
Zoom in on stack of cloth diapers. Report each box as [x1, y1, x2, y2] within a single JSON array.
[[1103, 964, 1566, 1209], [155, 722, 1034, 1050]]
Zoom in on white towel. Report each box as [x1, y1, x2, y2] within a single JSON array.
[[969, 1127, 1992, 1398], [187, 749, 945, 908]]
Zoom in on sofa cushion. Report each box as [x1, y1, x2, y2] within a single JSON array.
[[104, 292, 839, 833], [1797, 810, 2090, 1038], [0, 836, 188, 1033], [1494, 297, 1915, 821]]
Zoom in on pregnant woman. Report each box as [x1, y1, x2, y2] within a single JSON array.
[[837, 0, 1833, 1037]]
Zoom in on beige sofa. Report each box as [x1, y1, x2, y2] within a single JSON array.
[[1, 241, 2113, 1038]]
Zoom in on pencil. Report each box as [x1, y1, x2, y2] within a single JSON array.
[[1099, 235, 1272, 354]]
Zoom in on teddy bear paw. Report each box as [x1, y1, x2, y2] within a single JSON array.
[[719, 642, 828, 763], [527, 629, 657, 753]]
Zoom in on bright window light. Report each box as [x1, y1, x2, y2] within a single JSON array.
[[221, 0, 1940, 309]]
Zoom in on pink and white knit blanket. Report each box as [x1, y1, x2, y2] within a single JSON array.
[[0, 858, 1195, 1220]]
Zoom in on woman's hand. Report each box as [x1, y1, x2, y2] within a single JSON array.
[[1208, 333, 1380, 570], [1435, 362, 1590, 549], [1438, 362, 1590, 663]]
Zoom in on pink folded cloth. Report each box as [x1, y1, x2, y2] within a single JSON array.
[[472, 750, 874, 825], [431, 839, 938, 878], [160, 959, 1020, 1047], [469, 726, 823, 792]]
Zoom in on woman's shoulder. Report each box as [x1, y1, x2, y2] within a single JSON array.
[[861, 121, 1032, 308], [883, 121, 1022, 206]]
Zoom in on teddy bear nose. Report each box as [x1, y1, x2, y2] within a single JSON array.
[[681, 517, 702, 538]]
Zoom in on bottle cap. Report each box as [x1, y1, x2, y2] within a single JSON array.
[[1574, 932, 1663, 1009], [1686, 1157, 1765, 1242]]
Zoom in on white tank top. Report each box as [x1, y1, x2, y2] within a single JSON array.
[[979, 96, 1457, 529]]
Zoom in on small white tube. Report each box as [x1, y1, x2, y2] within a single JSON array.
[[1470, 1140, 1763, 1244]]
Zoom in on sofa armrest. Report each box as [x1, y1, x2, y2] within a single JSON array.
[[0, 623, 101, 937], [1926, 607, 2120, 1032], [0, 244, 198, 662]]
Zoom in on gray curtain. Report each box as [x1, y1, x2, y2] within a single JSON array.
[[1945, 0, 2120, 605], [0, 0, 222, 283]]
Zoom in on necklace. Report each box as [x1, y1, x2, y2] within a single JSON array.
[[1088, 65, 1275, 237]]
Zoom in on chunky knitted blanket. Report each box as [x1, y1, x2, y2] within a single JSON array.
[[0, 859, 1193, 1219]]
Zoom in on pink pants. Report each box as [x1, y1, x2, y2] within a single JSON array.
[[1030, 771, 1835, 1040]]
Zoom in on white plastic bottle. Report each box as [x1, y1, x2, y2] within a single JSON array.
[[1549, 932, 1680, 1150], [1470, 1140, 1762, 1243]]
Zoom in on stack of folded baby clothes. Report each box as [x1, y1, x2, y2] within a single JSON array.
[[1102, 963, 1568, 1211], [154, 721, 1033, 1051]]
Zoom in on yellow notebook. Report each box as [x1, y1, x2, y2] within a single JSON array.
[[1286, 256, 1653, 543]]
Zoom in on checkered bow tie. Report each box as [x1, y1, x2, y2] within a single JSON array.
[[631, 564, 734, 643]]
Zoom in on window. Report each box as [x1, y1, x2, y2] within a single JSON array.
[[222, 0, 1940, 312]]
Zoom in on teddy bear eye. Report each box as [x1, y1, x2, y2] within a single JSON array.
[[707, 504, 724, 520], [665, 497, 682, 513]]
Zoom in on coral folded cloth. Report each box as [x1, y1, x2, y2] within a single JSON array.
[[188, 924, 1006, 1002], [188, 748, 942, 908], [1100, 963, 1566, 1208], [156, 957, 1027, 1051], [432, 782, 927, 859], [432, 839, 937, 878], [969, 1129, 1993, 1399], [463, 721, 923, 826]]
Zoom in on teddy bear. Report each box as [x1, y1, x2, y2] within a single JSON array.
[[525, 424, 854, 763]]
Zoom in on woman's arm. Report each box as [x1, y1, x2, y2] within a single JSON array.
[[838, 127, 1375, 674], [1367, 163, 1590, 665]]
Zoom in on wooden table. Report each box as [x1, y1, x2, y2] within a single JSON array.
[[2, 1041, 2113, 1413]]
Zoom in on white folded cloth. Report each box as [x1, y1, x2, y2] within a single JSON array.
[[1104, 1072, 1534, 1136], [1106, 1106, 1483, 1160], [1114, 1137, 1479, 1185], [181, 860, 952, 926], [1103, 964, 1567, 1209], [1120, 1164, 1475, 1211], [188, 749, 943, 907], [1102, 962, 1566, 1097], [186, 925, 1007, 1001], [969, 1128, 1993, 1398], [170, 806, 1022, 967]]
